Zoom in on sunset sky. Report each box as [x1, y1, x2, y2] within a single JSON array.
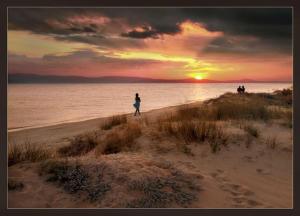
[[8, 8, 292, 81]]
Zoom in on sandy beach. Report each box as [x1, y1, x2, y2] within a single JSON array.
[[8, 90, 293, 208]]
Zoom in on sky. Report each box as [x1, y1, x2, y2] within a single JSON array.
[[8, 8, 292, 81]]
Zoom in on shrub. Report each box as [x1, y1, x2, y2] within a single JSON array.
[[39, 159, 88, 193], [126, 170, 200, 208], [58, 132, 99, 157], [8, 141, 51, 166], [40, 160, 111, 201], [101, 115, 127, 130]]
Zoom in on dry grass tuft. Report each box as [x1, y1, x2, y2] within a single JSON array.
[[58, 132, 99, 157], [160, 120, 227, 153], [8, 141, 51, 166], [101, 115, 127, 130], [96, 123, 142, 155], [212, 101, 271, 121]]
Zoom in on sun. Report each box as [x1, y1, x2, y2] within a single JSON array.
[[195, 75, 203, 80]]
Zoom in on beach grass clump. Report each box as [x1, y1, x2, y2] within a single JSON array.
[[243, 125, 260, 138], [126, 170, 200, 208], [8, 179, 24, 191], [160, 121, 227, 153], [8, 141, 51, 166], [96, 123, 142, 155], [212, 101, 270, 121], [160, 98, 275, 124], [101, 115, 127, 130], [58, 132, 99, 157], [162, 121, 226, 142]]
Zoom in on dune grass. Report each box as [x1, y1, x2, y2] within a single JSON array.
[[96, 123, 142, 155], [159, 120, 228, 153], [58, 132, 99, 157], [101, 115, 127, 130], [8, 141, 51, 166]]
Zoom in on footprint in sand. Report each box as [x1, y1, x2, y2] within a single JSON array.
[[210, 169, 262, 208]]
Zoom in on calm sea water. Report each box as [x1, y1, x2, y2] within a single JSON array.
[[8, 83, 292, 131]]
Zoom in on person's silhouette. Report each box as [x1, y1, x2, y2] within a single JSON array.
[[237, 86, 242, 94], [133, 93, 141, 116], [241, 85, 245, 93]]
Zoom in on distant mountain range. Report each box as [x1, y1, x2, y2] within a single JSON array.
[[8, 74, 291, 84]]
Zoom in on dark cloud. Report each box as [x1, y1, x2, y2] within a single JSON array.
[[68, 26, 97, 33], [8, 8, 292, 55], [121, 24, 181, 39], [203, 35, 292, 55]]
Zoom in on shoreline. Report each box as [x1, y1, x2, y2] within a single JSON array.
[[8, 98, 205, 133], [8, 99, 203, 146]]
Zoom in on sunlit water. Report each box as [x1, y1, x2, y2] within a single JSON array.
[[8, 83, 292, 131]]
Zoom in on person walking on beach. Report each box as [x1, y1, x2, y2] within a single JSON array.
[[133, 93, 141, 116]]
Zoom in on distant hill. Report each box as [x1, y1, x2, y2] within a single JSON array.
[[8, 73, 291, 84]]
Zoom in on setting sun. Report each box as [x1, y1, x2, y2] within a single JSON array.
[[195, 75, 203, 80]]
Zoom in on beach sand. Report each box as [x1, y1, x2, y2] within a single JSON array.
[[7, 91, 293, 208]]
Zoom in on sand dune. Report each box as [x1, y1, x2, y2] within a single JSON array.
[[8, 90, 293, 208]]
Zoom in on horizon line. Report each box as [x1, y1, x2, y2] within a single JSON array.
[[8, 73, 293, 83]]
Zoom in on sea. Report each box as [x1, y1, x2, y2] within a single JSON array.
[[8, 83, 292, 131]]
